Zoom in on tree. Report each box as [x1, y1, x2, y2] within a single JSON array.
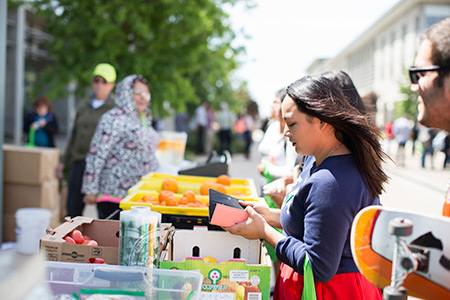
[[28, 0, 254, 116], [394, 69, 418, 121]]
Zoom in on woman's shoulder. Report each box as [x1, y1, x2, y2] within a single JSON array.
[[309, 155, 359, 184]]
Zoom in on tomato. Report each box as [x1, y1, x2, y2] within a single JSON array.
[[69, 229, 85, 244], [64, 236, 76, 244], [88, 258, 105, 264], [83, 240, 99, 246]]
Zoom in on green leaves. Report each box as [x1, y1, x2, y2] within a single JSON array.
[[30, 0, 254, 117]]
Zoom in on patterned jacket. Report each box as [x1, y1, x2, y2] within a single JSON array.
[[82, 75, 159, 197]]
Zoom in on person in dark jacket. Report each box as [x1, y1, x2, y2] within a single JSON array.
[[55, 63, 117, 218], [24, 96, 58, 147]]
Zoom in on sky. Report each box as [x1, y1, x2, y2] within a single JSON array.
[[227, 0, 401, 117]]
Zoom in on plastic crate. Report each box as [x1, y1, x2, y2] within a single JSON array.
[[45, 261, 203, 300], [120, 191, 209, 217], [142, 172, 256, 188], [120, 191, 265, 217], [128, 180, 255, 197]]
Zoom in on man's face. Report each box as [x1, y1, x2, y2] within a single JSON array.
[[411, 39, 450, 130], [91, 76, 115, 100]]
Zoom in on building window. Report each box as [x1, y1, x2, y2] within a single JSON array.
[[390, 32, 396, 78], [426, 16, 447, 28], [415, 17, 421, 33]]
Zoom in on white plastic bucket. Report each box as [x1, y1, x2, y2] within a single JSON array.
[[15, 208, 52, 255]]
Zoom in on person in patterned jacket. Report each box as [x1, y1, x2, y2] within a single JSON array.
[[82, 74, 159, 219]]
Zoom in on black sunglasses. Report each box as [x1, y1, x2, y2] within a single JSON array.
[[408, 66, 442, 84], [92, 77, 107, 84]]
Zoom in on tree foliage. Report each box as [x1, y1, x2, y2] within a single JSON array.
[[395, 70, 418, 121], [28, 0, 255, 116]]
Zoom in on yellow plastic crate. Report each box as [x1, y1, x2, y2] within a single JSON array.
[[120, 191, 266, 217], [140, 172, 258, 196], [120, 191, 209, 216], [128, 180, 255, 197], [142, 172, 250, 186]]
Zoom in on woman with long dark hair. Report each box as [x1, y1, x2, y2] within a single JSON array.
[[224, 76, 388, 299]]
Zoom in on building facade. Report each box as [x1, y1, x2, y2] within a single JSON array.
[[306, 0, 450, 126]]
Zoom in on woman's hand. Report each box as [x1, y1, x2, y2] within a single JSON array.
[[83, 194, 97, 205], [223, 206, 285, 248], [239, 200, 281, 229], [223, 206, 268, 240], [267, 188, 286, 208], [256, 162, 265, 175], [55, 162, 64, 180]]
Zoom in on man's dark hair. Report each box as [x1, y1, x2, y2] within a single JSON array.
[[423, 17, 450, 87]]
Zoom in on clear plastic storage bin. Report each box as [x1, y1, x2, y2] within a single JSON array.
[[45, 261, 203, 300]]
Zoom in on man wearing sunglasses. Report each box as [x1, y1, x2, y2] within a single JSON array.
[[56, 63, 117, 218], [409, 17, 450, 131], [410, 17, 450, 217]]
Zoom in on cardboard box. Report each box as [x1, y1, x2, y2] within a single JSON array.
[[40, 217, 120, 264], [2, 208, 61, 242], [159, 226, 271, 300], [3, 144, 59, 185], [3, 179, 59, 214]]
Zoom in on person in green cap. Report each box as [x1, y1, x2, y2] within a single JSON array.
[[56, 63, 117, 218]]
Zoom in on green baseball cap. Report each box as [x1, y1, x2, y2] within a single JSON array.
[[92, 63, 117, 83]]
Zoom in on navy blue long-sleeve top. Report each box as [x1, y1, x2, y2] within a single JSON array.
[[276, 154, 380, 283]]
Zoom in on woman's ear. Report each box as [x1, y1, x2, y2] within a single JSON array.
[[319, 119, 325, 129]]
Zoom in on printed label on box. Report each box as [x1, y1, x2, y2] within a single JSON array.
[[247, 293, 262, 300], [250, 275, 261, 286], [200, 292, 234, 300], [230, 270, 249, 281]]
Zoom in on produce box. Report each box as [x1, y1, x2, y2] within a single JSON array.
[[3, 144, 59, 185], [159, 226, 271, 300], [3, 179, 59, 214], [46, 261, 203, 300], [40, 217, 120, 264]]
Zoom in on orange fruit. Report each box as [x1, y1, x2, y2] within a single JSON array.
[[142, 194, 156, 202], [178, 196, 189, 205], [217, 174, 231, 186], [166, 195, 177, 206], [213, 183, 227, 194], [161, 178, 178, 193], [159, 190, 174, 203], [200, 181, 216, 195], [183, 191, 196, 203]]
